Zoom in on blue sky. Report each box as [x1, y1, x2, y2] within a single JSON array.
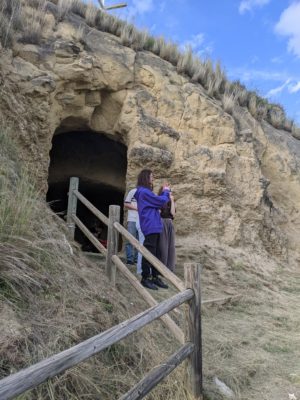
[[95, 0, 300, 123]]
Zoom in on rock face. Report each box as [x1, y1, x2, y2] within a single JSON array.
[[1, 8, 300, 269]]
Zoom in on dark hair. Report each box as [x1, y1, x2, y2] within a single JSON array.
[[158, 186, 164, 196], [137, 169, 153, 190]]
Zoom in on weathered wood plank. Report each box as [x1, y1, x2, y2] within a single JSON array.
[[105, 205, 120, 286], [184, 263, 203, 400], [114, 222, 185, 292], [119, 343, 194, 400], [73, 189, 109, 226], [66, 177, 79, 239], [105, 3, 127, 10], [72, 215, 107, 255], [112, 255, 184, 344], [0, 289, 193, 400]]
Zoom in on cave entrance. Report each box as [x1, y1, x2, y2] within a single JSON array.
[[47, 130, 127, 251]]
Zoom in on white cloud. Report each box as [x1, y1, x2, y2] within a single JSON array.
[[126, 0, 154, 19], [132, 0, 153, 14], [266, 80, 291, 98], [275, 2, 300, 57], [239, 0, 271, 14], [271, 56, 284, 64], [289, 81, 300, 93], [181, 33, 213, 57], [229, 67, 291, 82], [182, 33, 205, 50]]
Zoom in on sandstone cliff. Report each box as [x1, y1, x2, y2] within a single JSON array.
[[0, 3, 299, 273]]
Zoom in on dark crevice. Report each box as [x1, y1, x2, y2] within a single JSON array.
[[47, 129, 127, 250]]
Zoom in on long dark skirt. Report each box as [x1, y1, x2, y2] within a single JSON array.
[[158, 218, 176, 271]]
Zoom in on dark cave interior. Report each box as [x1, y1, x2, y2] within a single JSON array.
[[47, 130, 127, 250]]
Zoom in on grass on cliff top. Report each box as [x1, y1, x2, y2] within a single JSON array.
[[0, 119, 191, 399], [0, 0, 296, 133]]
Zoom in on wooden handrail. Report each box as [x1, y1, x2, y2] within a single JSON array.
[[72, 189, 224, 307], [72, 189, 185, 292], [114, 222, 185, 292], [73, 189, 109, 226], [112, 254, 185, 344], [119, 342, 194, 400], [72, 214, 107, 255], [64, 181, 204, 399], [0, 289, 193, 400]]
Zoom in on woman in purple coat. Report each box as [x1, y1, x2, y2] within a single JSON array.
[[134, 169, 170, 290]]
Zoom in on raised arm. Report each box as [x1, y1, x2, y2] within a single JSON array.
[[170, 193, 176, 217], [142, 188, 170, 208]]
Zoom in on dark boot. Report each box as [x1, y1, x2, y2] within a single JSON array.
[[141, 278, 158, 290], [152, 277, 168, 289]]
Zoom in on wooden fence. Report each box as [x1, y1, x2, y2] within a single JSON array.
[[0, 177, 203, 400]]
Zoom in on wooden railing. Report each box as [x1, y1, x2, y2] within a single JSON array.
[[0, 177, 203, 400]]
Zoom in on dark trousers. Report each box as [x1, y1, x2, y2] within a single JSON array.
[[142, 233, 160, 280]]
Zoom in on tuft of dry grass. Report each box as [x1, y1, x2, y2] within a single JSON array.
[[57, 0, 73, 21], [177, 46, 195, 77], [0, 0, 21, 48], [19, 1, 47, 45], [119, 22, 136, 47], [70, 0, 87, 18], [85, 1, 99, 27], [248, 92, 257, 118], [267, 106, 285, 129], [282, 118, 294, 132], [222, 90, 237, 114]]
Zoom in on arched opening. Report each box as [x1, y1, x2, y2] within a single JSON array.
[[47, 129, 127, 250]]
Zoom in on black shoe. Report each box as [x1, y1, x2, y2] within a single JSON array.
[[152, 277, 168, 289], [141, 279, 158, 290]]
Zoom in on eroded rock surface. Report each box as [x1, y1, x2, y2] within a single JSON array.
[[1, 7, 300, 270]]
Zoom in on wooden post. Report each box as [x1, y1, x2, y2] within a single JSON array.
[[66, 177, 79, 240], [105, 205, 120, 286], [0, 289, 193, 400], [184, 263, 203, 400]]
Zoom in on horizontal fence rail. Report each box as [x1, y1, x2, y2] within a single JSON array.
[[0, 290, 193, 400], [73, 189, 109, 226], [63, 177, 203, 399], [114, 221, 185, 292], [72, 214, 107, 255], [120, 342, 194, 400], [0, 178, 204, 400], [112, 254, 185, 344]]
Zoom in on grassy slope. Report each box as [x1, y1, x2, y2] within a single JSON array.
[[0, 121, 190, 400], [0, 1, 299, 397], [120, 259, 300, 400], [0, 119, 299, 400]]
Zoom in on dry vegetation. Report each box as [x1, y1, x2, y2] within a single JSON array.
[[0, 0, 297, 133], [0, 119, 191, 399], [0, 1, 300, 399], [0, 116, 299, 399]]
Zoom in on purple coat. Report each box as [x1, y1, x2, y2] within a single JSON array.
[[134, 187, 170, 236]]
